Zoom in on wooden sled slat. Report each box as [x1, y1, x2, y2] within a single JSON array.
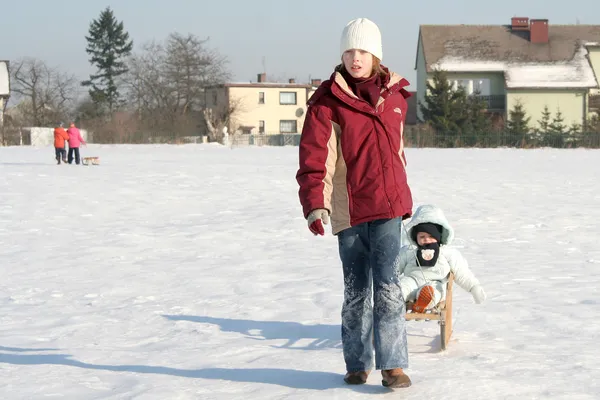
[[404, 272, 454, 351], [82, 157, 100, 166]]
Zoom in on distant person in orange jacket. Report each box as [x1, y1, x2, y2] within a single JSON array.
[[66, 122, 86, 165], [53, 122, 69, 164]]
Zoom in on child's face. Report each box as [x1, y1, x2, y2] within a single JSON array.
[[416, 232, 438, 246], [342, 49, 374, 79]]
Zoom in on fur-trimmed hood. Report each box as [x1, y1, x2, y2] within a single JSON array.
[[405, 205, 454, 246]]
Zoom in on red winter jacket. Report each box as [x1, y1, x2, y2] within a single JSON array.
[[53, 127, 69, 148], [296, 66, 413, 234]]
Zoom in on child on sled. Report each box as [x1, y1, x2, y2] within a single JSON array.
[[396, 204, 487, 312]]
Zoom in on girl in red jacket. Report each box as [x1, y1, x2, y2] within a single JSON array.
[[296, 18, 413, 388]]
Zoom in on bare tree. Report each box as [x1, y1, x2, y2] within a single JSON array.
[[203, 97, 244, 143], [123, 33, 231, 138], [10, 58, 78, 126], [163, 33, 230, 113]]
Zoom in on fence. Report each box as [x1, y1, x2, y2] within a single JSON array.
[[227, 131, 600, 149], [403, 131, 600, 148], [230, 133, 301, 147], [4, 126, 600, 149]]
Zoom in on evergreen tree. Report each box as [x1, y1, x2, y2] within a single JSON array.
[[540, 108, 568, 147], [568, 122, 581, 134], [464, 93, 492, 134], [419, 69, 469, 135], [506, 100, 531, 134], [82, 7, 133, 114], [548, 108, 567, 134], [536, 105, 552, 134]]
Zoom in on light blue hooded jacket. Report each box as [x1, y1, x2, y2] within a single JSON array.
[[396, 204, 481, 293]]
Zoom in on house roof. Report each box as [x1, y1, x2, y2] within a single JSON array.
[[418, 24, 600, 89]]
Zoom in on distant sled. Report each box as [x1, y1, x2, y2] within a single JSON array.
[[82, 157, 100, 166]]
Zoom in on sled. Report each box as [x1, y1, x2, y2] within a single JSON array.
[[82, 157, 100, 166], [405, 272, 454, 351]]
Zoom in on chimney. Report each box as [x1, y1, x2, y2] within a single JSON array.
[[511, 17, 529, 31], [257, 73, 266, 83], [311, 78, 322, 86], [530, 19, 549, 43], [288, 78, 295, 84]]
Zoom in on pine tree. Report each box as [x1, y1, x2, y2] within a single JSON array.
[[568, 122, 581, 134], [419, 69, 468, 135], [548, 108, 567, 134], [506, 100, 531, 134], [536, 105, 552, 134], [82, 7, 133, 114], [464, 93, 492, 134]]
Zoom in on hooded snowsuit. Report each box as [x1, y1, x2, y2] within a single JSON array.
[[397, 204, 482, 306]]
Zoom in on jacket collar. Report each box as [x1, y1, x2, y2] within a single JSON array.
[[330, 65, 410, 113]]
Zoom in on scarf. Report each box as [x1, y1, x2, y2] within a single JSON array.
[[341, 68, 382, 108]]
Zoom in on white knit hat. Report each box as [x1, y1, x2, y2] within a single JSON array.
[[340, 18, 383, 60]]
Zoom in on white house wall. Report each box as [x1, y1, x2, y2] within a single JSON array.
[[228, 86, 309, 134], [415, 35, 427, 122], [588, 46, 600, 95], [507, 89, 586, 128], [0, 61, 8, 96]]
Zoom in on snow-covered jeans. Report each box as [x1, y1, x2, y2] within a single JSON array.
[[337, 218, 409, 372]]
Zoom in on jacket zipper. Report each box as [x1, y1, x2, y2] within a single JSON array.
[[372, 116, 394, 216]]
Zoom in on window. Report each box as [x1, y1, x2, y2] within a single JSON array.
[[279, 92, 297, 105], [280, 120, 297, 133], [259, 120, 265, 134], [451, 79, 491, 96], [258, 92, 265, 104], [457, 79, 471, 93], [473, 79, 491, 96], [212, 91, 218, 105]]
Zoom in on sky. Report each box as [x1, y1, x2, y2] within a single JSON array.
[[1, 143, 599, 399], [2, 0, 600, 94]]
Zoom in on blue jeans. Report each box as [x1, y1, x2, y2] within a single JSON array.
[[54, 148, 66, 163], [337, 218, 408, 372], [68, 147, 80, 164]]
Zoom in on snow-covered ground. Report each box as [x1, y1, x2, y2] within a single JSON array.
[[0, 144, 598, 399]]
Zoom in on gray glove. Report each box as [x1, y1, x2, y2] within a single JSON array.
[[470, 285, 486, 304]]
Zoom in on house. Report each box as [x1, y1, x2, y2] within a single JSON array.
[[415, 18, 600, 128], [204, 73, 320, 135], [0, 60, 9, 127]]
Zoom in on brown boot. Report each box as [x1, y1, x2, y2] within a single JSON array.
[[382, 368, 411, 388], [344, 371, 369, 385]]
